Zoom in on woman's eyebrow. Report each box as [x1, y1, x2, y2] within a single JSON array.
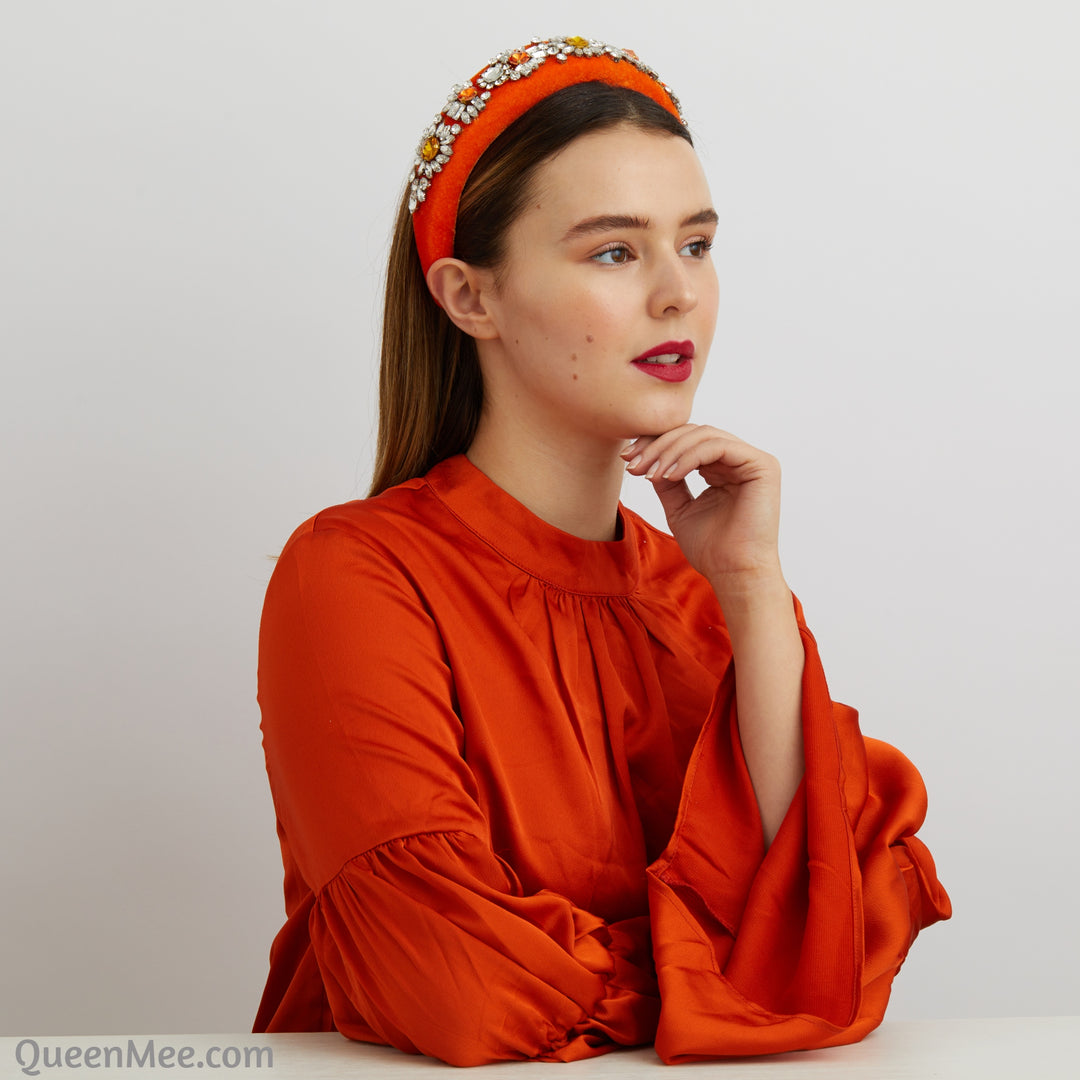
[[561, 213, 649, 241], [683, 208, 720, 228], [561, 208, 718, 242]]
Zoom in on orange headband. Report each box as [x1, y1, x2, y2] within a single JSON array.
[[409, 37, 685, 278]]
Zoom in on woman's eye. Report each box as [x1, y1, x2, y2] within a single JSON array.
[[592, 245, 632, 265], [682, 237, 714, 258]]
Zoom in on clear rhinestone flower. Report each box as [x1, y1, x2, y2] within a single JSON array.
[[443, 82, 491, 125], [548, 36, 606, 62], [408, 117, 461, 211]]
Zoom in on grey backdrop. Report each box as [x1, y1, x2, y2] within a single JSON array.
[[2, 0, 1078, 1036]]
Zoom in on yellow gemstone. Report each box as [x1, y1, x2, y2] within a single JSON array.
[[508, 50, 530, 65], [567, 35, 588, 48], [457, 86, 478, 102], [421, 136, 439, 162]]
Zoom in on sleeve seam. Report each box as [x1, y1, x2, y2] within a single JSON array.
[[289, 521, 427, 598], [315, 828, 488, 895]]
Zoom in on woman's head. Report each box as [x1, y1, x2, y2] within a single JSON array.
[[370, 41, 698, 496], [441, 122, 717, 462]]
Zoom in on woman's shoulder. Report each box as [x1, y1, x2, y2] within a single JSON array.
[[275, 472, 456, 567], [270, 458, 715, 610]]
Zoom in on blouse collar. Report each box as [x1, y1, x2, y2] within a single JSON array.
[[424, 455, 643, 596]]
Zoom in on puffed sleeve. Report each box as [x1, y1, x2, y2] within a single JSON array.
[[257, 523, 660, 1066], [646, 598, 952, 1062]]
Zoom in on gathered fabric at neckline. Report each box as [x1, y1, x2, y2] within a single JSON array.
[[422, 454, 647, 597]]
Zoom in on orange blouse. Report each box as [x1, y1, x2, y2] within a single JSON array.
[[253, 454, 950, 1065]]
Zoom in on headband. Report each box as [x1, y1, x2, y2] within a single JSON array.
[[408, 36, 685, 278]]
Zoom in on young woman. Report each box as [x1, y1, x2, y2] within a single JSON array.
[[253, 37, 951, 1066]]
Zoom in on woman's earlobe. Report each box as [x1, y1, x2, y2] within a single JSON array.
[[426, 258, 499, 340]]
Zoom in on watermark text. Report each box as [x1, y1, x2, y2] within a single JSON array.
[[12, 1038, 273, 1075]]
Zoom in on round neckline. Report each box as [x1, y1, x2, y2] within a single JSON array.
[[423, 455, 642, 596]]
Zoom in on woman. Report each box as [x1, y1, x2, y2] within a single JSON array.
[[253, 37, 950, 1065]]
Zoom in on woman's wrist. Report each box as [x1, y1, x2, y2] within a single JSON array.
[[705, 563, 790, 614]]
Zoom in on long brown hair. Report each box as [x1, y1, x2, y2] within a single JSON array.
[[368, 82, 692, 497]]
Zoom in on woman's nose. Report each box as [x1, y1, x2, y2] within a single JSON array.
[[648, 255, 698, 319]]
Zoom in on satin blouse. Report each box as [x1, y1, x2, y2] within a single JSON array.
[[253, 454, 950, 1064]]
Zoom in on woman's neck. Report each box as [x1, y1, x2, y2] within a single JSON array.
[[466, 421, 626, 542]]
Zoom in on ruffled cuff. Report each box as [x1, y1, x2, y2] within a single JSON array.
[[308, 830, 660, 1065]]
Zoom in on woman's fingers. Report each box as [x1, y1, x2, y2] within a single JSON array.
[[649, 474, 694, 518], [622, 425, 756, 484], [623, 425, 783, 580]]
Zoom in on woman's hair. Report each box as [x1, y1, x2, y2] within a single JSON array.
[[368, 81, 693, 497]]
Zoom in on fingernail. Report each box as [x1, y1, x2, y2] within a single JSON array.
[[645, 462, 659, 480], [662, 462, 678, 479], [625, 454, 642, 470]]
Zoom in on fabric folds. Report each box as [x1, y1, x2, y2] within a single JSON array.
[[312, 832, 660, 1063], [253, 454, 950, 1065], [647, 619, 950, 1061]]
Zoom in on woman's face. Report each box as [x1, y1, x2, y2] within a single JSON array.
[[474, 124, 719, 452]]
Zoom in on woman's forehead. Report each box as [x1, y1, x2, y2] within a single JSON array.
[[524, 126, 711, 229]]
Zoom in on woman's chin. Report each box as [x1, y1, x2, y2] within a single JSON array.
[[625, 405, 695, 439]]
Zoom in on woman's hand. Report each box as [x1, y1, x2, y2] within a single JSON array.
[[621, 425, 784, 590]]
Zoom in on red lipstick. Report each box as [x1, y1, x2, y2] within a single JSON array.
[[631, 340, 695, 383]]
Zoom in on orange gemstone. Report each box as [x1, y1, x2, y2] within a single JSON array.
[[421, 136, 439, 162], [624, 48, 639, 59], [508, 50, 530, 65], [567, 35, 588, 48], [457, 86, 478, 102]]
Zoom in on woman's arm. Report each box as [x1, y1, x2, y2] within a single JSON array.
[[623, 426, 804, 845], [708, 570, 803, 846], [257, 522, 661, 1064], [626, 427, 950, 1061]]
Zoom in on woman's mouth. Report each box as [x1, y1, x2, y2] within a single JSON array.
[[631, 340, 694, 382], [631, 357, 693, 382]]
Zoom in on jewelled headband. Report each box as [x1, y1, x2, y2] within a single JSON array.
[[409, 36, 685, 278]]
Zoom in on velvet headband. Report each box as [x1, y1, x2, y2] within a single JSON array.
[[408, 36, 685, 279]]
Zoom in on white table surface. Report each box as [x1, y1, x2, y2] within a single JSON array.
[[3, 1018, 1076, 1079]]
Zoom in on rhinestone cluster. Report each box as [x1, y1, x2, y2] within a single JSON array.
[[407, 36, 684, 213]]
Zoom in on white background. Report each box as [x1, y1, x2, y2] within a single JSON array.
[[2, 0, 1077, 1036]]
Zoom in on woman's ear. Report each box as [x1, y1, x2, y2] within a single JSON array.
[[425, 258, 499, 340]]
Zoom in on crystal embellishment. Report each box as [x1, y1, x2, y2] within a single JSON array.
[[408, 117, 462, 212], [407, 37, 683, 215], [443, 83, 490, 125]]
